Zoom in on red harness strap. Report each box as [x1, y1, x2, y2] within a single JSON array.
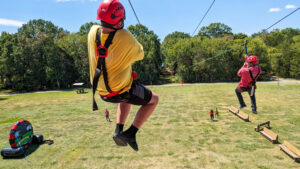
[[248, 67, 261, 87], [100, 72, 138, 97]]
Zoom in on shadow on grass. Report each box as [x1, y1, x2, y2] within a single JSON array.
[[0, 89, 24, 95], [2, 142, 53, 160], [2, 144, 39, 160], [0, 98, 8, 101], [75, 91, 89, 94]]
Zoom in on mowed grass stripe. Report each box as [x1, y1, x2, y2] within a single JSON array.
[[0, 83, 300, 169]]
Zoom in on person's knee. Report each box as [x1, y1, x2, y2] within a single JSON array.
[[235, 87, 240, 94], [149, 92, 159, 105]]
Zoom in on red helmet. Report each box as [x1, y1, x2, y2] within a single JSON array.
[[246, 55, 259, 64], [97, 0, 125, 25]]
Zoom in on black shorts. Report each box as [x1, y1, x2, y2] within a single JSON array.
[[100, 81, 152, 106]]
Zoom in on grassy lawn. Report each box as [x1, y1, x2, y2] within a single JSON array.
[[0, 83, 300, 169]]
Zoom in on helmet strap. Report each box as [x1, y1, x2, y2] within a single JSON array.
[[101, 21, 123, 30]]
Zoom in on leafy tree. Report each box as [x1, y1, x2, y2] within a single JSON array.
[[263, 29, 284, 47], [161, 31, 191, 74], [16, 19, 71, 89], [198, 22, 233, 38], [247, 38, 270, 80], [165, 35, 243, 83], [79, 22, 98, 36], [263, 28, 300, 78], [56, 32, 89, 84], [0, 32, 21, 89], [233, 33, 248, 40], [290, 35, 300, 78], [170, 38, 194, 82], [127, 24, 163, 84], [2, 20, 300, 91]]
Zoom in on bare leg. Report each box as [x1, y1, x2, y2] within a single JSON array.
[[117, 102, 131, 124], [133, 92, 159, 128], [118, 92, 159, 151]]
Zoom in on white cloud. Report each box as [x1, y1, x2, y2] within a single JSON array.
[[0, 18, 25, 27], [269, 8, 281, 12], [285, 4, 297, 9]]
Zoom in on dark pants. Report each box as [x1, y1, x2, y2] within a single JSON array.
[[235, 87, 257, 112], [101, 81, 152, 106]]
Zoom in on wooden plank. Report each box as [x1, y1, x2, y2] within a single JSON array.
[[280, 145, 299, 159], [229, 106, 239, 114], [238, 111, 249, 120], [283, 141, 300, 157], [280, 144, 300, 162], [229, 107, 249, 122], [260, 131, 275, 143], [236, 113, 249, 121], [229, 109, 236, 115], [263, 127, 278, 141], [259, 127, 278, 143]]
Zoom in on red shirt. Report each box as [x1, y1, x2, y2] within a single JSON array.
[[209, 110, 213, 115], [238, 65, 261, 88], [105, 109, 109, 116]]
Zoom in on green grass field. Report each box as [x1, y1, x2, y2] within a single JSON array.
[[1, 83, 300, 169]]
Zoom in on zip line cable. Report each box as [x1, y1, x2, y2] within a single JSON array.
[[126, 1, 299, 70], [128, 0, 141, 25], [189, 7, 300, 69], [127, 0, 165, 68], [263, 7, 300, 32], [191, 0, 216, 36]]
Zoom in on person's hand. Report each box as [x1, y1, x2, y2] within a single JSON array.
[[244, 54, 248, 59], [243, 62, 248, 68]]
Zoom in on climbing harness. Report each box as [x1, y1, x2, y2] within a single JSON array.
[[92, 28, 118, 111], [249, 67, 261, 96]]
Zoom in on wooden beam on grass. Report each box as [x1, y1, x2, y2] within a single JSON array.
[[259, 127, 278, 144], [254, 121, 270, 132], [280, 141, 300, 163], [229, 106, 249, 122]]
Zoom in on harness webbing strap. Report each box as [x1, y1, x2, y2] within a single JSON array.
[[92, 28, 116, 111], [249, 67, 261, 85], [248, 67, 261, 96]]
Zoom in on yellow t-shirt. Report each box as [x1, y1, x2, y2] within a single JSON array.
[[88, 25, 144, 95]]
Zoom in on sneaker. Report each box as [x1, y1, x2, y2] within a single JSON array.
[[238, 105, 246, 110], [119, 133, 139, 151], [113, 133, 127, 146], [252, 110, 258, 114]]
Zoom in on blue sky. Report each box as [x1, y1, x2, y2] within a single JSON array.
[[0, 0, 299, 41]]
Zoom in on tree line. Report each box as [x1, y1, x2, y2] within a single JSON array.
[[0, 19, 299, 91]]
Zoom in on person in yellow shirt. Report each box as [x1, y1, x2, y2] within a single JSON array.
[[88, 0, 159, 151]]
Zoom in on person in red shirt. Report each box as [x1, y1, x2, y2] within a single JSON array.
[[235, 55, 261, 114], [209, 109, 214, 121], [105, 109, 111, 122]]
